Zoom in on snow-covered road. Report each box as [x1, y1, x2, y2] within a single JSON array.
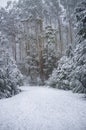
[[0, 86, 86, 130]]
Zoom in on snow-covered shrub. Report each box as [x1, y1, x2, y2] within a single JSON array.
[[0, 33, 23, 99], [0, 68, 19, 99], [69, 40, 86, 93], [47, 41, 86, 93], [47, 55, 73, 90], [74, 0, 86, 42], [6, 61, 23, 86], [0, 57, 23, 99], [47, 1, 86, 93]]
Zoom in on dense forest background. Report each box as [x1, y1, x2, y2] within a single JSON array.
[[0, 0, 86, 98]]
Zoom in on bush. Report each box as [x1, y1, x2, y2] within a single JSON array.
[[47, 41, 86, 93]]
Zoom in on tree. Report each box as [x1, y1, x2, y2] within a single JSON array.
[[0, 32, 23, 99], [75, 0, 86, 42]]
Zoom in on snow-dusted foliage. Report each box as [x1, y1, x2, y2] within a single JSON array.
[[6, 58, 23, 87], [47, 41, 86, 93], [47, 0, 86, 93], [43, 26, 59, 79], [0, 0, 85, 87], [75, 0, 86, 42], [47, 46, 73, 90], [70, 41, 86, 93], [0, 33, 23, 99]]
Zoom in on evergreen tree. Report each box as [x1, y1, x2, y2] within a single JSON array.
[[75, 0, 86, 42]]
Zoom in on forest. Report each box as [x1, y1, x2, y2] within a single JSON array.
[[0, 0, 86, 98], [0, 0, 86, 130]]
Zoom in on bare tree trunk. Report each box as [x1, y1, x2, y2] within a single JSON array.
[[50, 15, 52, 26], [58, 17, 63, 56], [55, 31, 58, 51], [19, 42, 22, 61], [69, 19, 73, 44], [35, 21, 39, 56], [12, 35, 16, 61], [66, 0, 73, 45], [38, 19, 44, 83], [38, 35, 44, 83], [66, 26, 69, 47]]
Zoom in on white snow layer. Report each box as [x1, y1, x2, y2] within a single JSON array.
[[0, 86, 86, 130]]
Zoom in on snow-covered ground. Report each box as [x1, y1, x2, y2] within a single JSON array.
[[0, 86, 86, 130]]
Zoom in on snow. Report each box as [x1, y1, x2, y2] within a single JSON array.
[[0, 0, 18, 8], [0, 86, 86, 130]]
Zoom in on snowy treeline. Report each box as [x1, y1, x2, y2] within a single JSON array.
[[47, 41, 86, 93], [47, 1, 86, 93], [0, 0, 86, 95], [0, 0, 80, 85]]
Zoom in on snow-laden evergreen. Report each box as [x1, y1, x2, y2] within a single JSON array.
[[47, 0, 86, 93], [74, 0, 86, 42], [47, 41, 86, 93], [0, 32, 23, 99]]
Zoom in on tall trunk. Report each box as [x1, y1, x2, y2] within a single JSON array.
[[19, 42, 22, 61], [12, 35, 16, 61], [58, 17, 63, 56], [55, 31, 58, 51], [50, 15, 52, 26], [69, 19, 73, 44], [66, 26, 69, 47], [66, 0, 73, 45], [38, 19, 44, 83], [35, 21, 39, 56], [38, 35, 44, 83]]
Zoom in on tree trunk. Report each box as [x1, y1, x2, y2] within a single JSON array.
[[58, 17, 63, 56], [69, 19, 73, 44]]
